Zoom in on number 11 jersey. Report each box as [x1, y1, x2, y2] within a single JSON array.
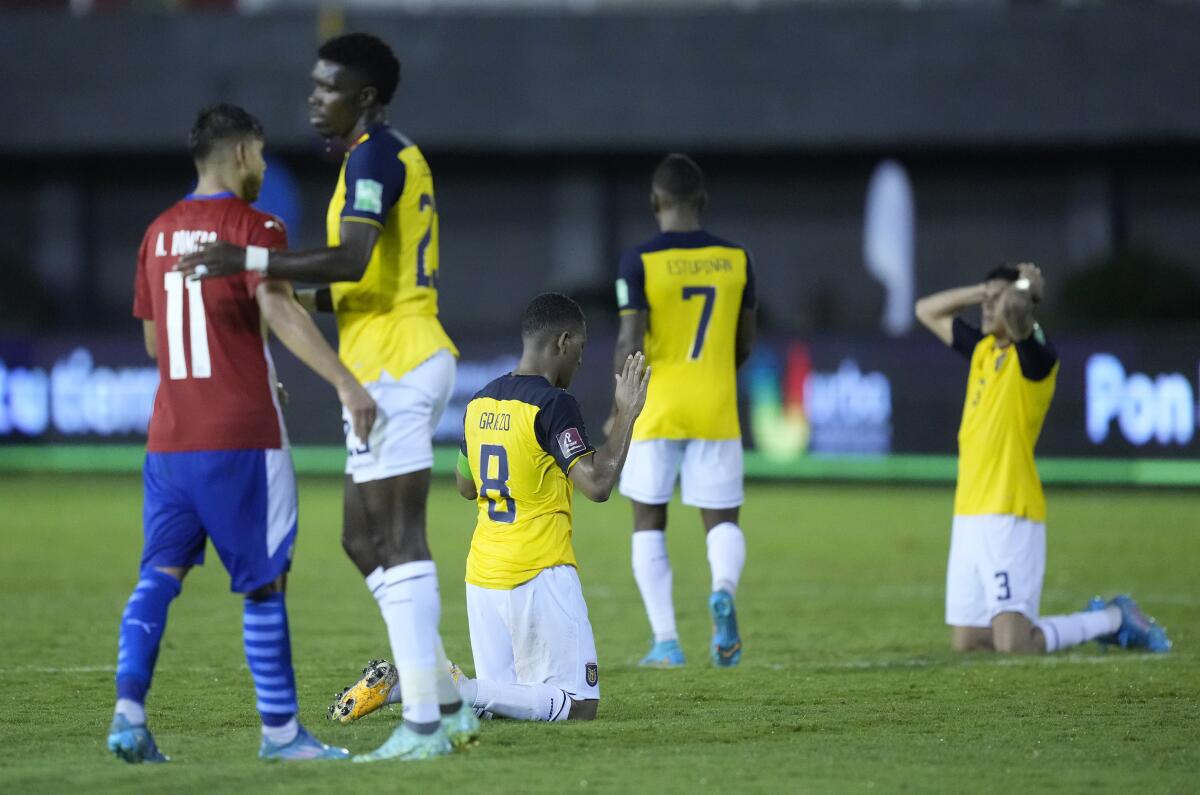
[[326, 123, 457, 384], [133, 193, 289, 452], [616, 230, 756, 441]]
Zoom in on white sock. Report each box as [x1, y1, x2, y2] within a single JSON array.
[[261, 716, 299, 746], [434, 636, 462, 708], [114, 698, 146, 726], [1037, 606, 1121, 652], [382, 561, 441, 726], [632, 530, 677, 643], [365, 566, 387, 608], [471, 678, 572, 722], [706, 522, 746, 595]]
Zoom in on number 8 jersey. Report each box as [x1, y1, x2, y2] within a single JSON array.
[[460, 374, 596, 590], [133, 192, 289, 452], [616, 230, 756, 441], [326, 123, 458, 384]]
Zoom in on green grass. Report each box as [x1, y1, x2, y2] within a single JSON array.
[[0, 476, 1196, 793]]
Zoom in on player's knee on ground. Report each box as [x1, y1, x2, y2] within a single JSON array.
[[990, 612, 1042, 654], [951, 626, 993, 652], [568, 698, 598, 721]]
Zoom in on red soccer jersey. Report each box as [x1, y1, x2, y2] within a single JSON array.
[[133, 193, 288, 452]]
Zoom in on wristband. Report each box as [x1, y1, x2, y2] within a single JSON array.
[[245, 245, 270, 273], [1014, 277, 1031, 291]]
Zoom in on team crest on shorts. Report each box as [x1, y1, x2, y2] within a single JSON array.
[[558, 428, 587, 458], [585, 662, 598, 687]]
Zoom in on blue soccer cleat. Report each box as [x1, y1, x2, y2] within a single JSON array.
[[639, 639, 686, 668], [259, 725, 350, 761], [1109, 594, 1171, 653], [353, 723, 453, 763], [107, 714, 169, 764], [708, 590, 742, 668], [1085, 596, 1119, 648]]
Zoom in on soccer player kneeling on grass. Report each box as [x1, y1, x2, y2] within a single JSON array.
[[915, 263, 1171, 655], [330, 293, 649, 722], [109, 104, 376, 763]]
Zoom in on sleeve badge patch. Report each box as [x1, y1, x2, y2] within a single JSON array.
[[585, 662, 598, 687], [353, 179, 384, 214], [557, 427, 587, 459]]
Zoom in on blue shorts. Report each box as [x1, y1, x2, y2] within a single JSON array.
[[142, 449, 298, 593]]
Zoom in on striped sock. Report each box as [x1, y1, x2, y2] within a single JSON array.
[[243, 593, 298, 743], [114, 569, 181, 717]]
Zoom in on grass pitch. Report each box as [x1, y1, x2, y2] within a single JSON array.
[[0, 474, 1196, 793]]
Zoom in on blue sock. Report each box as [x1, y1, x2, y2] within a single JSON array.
[[115, 569, 182, 710], [243, 593, 298, 731]]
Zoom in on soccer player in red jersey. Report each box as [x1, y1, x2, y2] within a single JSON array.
[[108, 104, 376, 763]]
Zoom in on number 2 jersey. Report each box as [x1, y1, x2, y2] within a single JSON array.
[[616, 230, 756, 441], [326, 123, 457, 383], [460, 374, 596, 590], [133, 193, 288, 452]]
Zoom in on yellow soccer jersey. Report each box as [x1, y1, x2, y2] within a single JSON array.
[[326, 123, 457, 382], [461, 374, 596, 590], [615, 230, 756, 440], [952, 318, 1059, 521]]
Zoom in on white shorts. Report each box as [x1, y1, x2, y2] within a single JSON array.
[[343, 349, 455, 484], [618, 439, 744, 509], [945, 514, 1046, 627], [466, 565, 600, 701]]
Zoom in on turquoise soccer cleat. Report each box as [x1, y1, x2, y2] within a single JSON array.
[[107, 714, 169, 764], [440, 701, 481, 750], [353, 723, 453, 763], [1109, 594, 1172, 653], [258, 725, 350, 761], [639, 639, 686, 668], [708, 590, 742, 668]]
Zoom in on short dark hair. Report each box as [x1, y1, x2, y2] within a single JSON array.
[[318, 33, 401, 106], [188, 104, 263, 161], [985, 264, 1021, 283], [521, 293, 585, 339], [652, 153, 705, 208]]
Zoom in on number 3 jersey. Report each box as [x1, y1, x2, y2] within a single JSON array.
[[616, 230, 756, 441], [326, 123, 457, 384], [133, 193, 288, 452], [460, 374, 596, 590]]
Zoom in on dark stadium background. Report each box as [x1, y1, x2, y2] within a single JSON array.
[[1, 2, 1198, 479]]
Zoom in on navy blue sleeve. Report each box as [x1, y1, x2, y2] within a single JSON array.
[[951, 317, 984, 361], [534, 392, 596, 474], [742, 249, 758, 309], [616, 248, 647, 313], [1014, 325, 1058, 382], [341, 137, 406, 227]]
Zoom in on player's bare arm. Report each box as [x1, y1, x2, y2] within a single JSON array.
[[735, 306, 757, 368], [142, 320, 157, 360], [914, 283, 987, 345], [603, 311, 647, 435], [175, 220, 378, 284], [256, 278, 377, 441], [571, 352, 650, 502], [999, 262, 1045, 342]]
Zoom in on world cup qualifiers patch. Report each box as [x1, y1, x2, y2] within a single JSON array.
[[585, 662, 598, 687], [353, 179, 384, 214], [558, 427, 587, 459]]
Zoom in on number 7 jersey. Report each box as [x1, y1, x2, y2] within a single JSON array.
[[133, 193, 289, 452], [326, 123, 457, 383], [616, 230, 756, 441]]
